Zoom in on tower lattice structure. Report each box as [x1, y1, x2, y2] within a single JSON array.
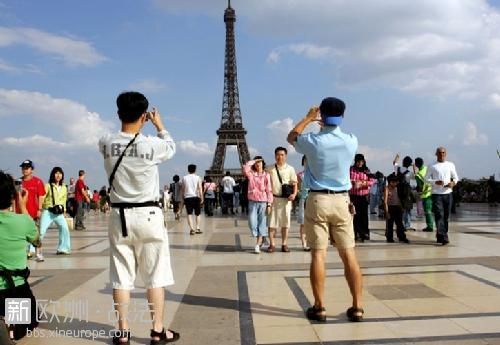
[[206, 0, 250, 182]]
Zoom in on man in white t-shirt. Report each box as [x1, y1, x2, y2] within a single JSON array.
[[221, 171, 236, 215], [98, 91, 179, 343], [267, 146, 298, 253], [427, 147, 459, 245], [181, 164, 204, 235]]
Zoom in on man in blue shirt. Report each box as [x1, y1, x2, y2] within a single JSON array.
[[287, 97, 364, 323]]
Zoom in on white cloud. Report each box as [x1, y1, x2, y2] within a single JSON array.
[[463, 122, 488, 146], [266, 117, 295, 154], [177, 140, 212, 155], [266, 117, 294, 134], [0, 58, 41, 74], [357, 145, 395, 163], [129, 79, 167, 94], [490, 93, 500, 108], [266, 50, 280, 64], [0, 88, 114, 147], [160, 0, 500, 107], [0, 26, 106, 66], [0, 135, 69, 148]]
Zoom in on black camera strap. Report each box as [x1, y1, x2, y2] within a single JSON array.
[[50, 183, 56, 207], [108, 133, 139, 194], [275, 164, 284, 184]]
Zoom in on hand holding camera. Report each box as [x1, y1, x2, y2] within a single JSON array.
[[146, 107, 165, 131], [305, 106, 320, 123]]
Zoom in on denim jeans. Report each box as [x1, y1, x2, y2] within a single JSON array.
[[432, 193, 452, 241], [248, 201, 268, 237], [403, 209, 412, 229], [75, 200, 85, 228]]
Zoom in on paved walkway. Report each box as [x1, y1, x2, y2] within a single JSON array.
[[17, 204, 500, 344]]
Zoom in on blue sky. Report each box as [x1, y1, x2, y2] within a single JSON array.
[[1, 0, 499, 189]]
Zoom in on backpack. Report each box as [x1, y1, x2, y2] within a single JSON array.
[[396, 168, 415, 210]]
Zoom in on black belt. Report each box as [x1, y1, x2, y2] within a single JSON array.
[[110, 201, 160, 237], [0, 267, 30, 290], [310, 189, 348, 194]]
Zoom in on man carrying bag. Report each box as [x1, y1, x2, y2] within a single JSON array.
[[98, 91, 179, 345]]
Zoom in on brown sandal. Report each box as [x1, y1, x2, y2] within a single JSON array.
[[306, 305, 326, 322], [150, 328, 180, 344], [346, 307, 364, 322]]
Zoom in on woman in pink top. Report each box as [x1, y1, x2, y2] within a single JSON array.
[[203, 177, 217, 216], [242, 156, 273, 254], [349, 153, 375, 242]]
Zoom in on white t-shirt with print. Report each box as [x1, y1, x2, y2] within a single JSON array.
[[98, 130, 176, 203]]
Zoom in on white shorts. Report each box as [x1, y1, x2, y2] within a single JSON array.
[[268, 197, 292, 229], [109, 207, 174, 290]]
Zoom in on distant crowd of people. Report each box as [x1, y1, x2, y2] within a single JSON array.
[[163, 147, 460, 249]]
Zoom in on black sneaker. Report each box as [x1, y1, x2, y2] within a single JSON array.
[[422, 227, 433, 232]]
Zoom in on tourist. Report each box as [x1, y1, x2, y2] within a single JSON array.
[[384, 173, 409, 243], [242, 156, 273, 254], [74, 170, 90, 230], [427, 147, 459, 245], [221, 171, 236, 215], [287, 97, 363, 322], [98, 91, 179, 343], [181, 164, 204, 235], [297, 155, 311, 251], [267, 147, 297, 253], [393, 155, 416, 230], [414, 158, 434, 232], [0, 170, 40, 341], [66, 177, 76, 218], [203, 176, 217, 216], [36, 167, 72, 261], [169, 175, 182, 220], [349, 154, 375, 242]]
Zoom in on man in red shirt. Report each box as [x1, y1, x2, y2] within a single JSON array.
[[75, 170, 90, 230], [17, 160, 45, 220]]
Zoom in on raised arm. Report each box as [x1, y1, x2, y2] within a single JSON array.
[[287, 106, 320, 145], [242, 160, 256, 177]]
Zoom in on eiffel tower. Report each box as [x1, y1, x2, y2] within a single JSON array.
[[205, 0, 250, 182]]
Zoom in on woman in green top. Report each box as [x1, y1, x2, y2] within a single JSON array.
[[0, 170, 40, 341], [34, 167, 71, 262]]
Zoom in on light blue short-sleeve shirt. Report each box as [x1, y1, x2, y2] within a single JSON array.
[[295, 126, 358, 191]]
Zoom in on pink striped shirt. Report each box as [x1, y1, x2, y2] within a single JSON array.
[[243, 160, 273, 203], [349, 167, 375, 196]]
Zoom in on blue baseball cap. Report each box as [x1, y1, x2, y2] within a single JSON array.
[[20, 159, 34, 168], [319, 97, 345, 126]]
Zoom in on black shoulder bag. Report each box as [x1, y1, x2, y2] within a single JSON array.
[[108, 133, 139, 194], [275, 164, 294, 198], [48, 184, 65, 215]]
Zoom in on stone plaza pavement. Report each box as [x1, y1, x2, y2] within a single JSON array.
[[17, 203, 500, 345]]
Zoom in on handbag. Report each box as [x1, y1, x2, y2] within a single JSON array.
[[48, 184, 65, 215], [275, 164, 294, 198]]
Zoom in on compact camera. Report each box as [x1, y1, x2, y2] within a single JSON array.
[[14, 179, 22, 193]]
